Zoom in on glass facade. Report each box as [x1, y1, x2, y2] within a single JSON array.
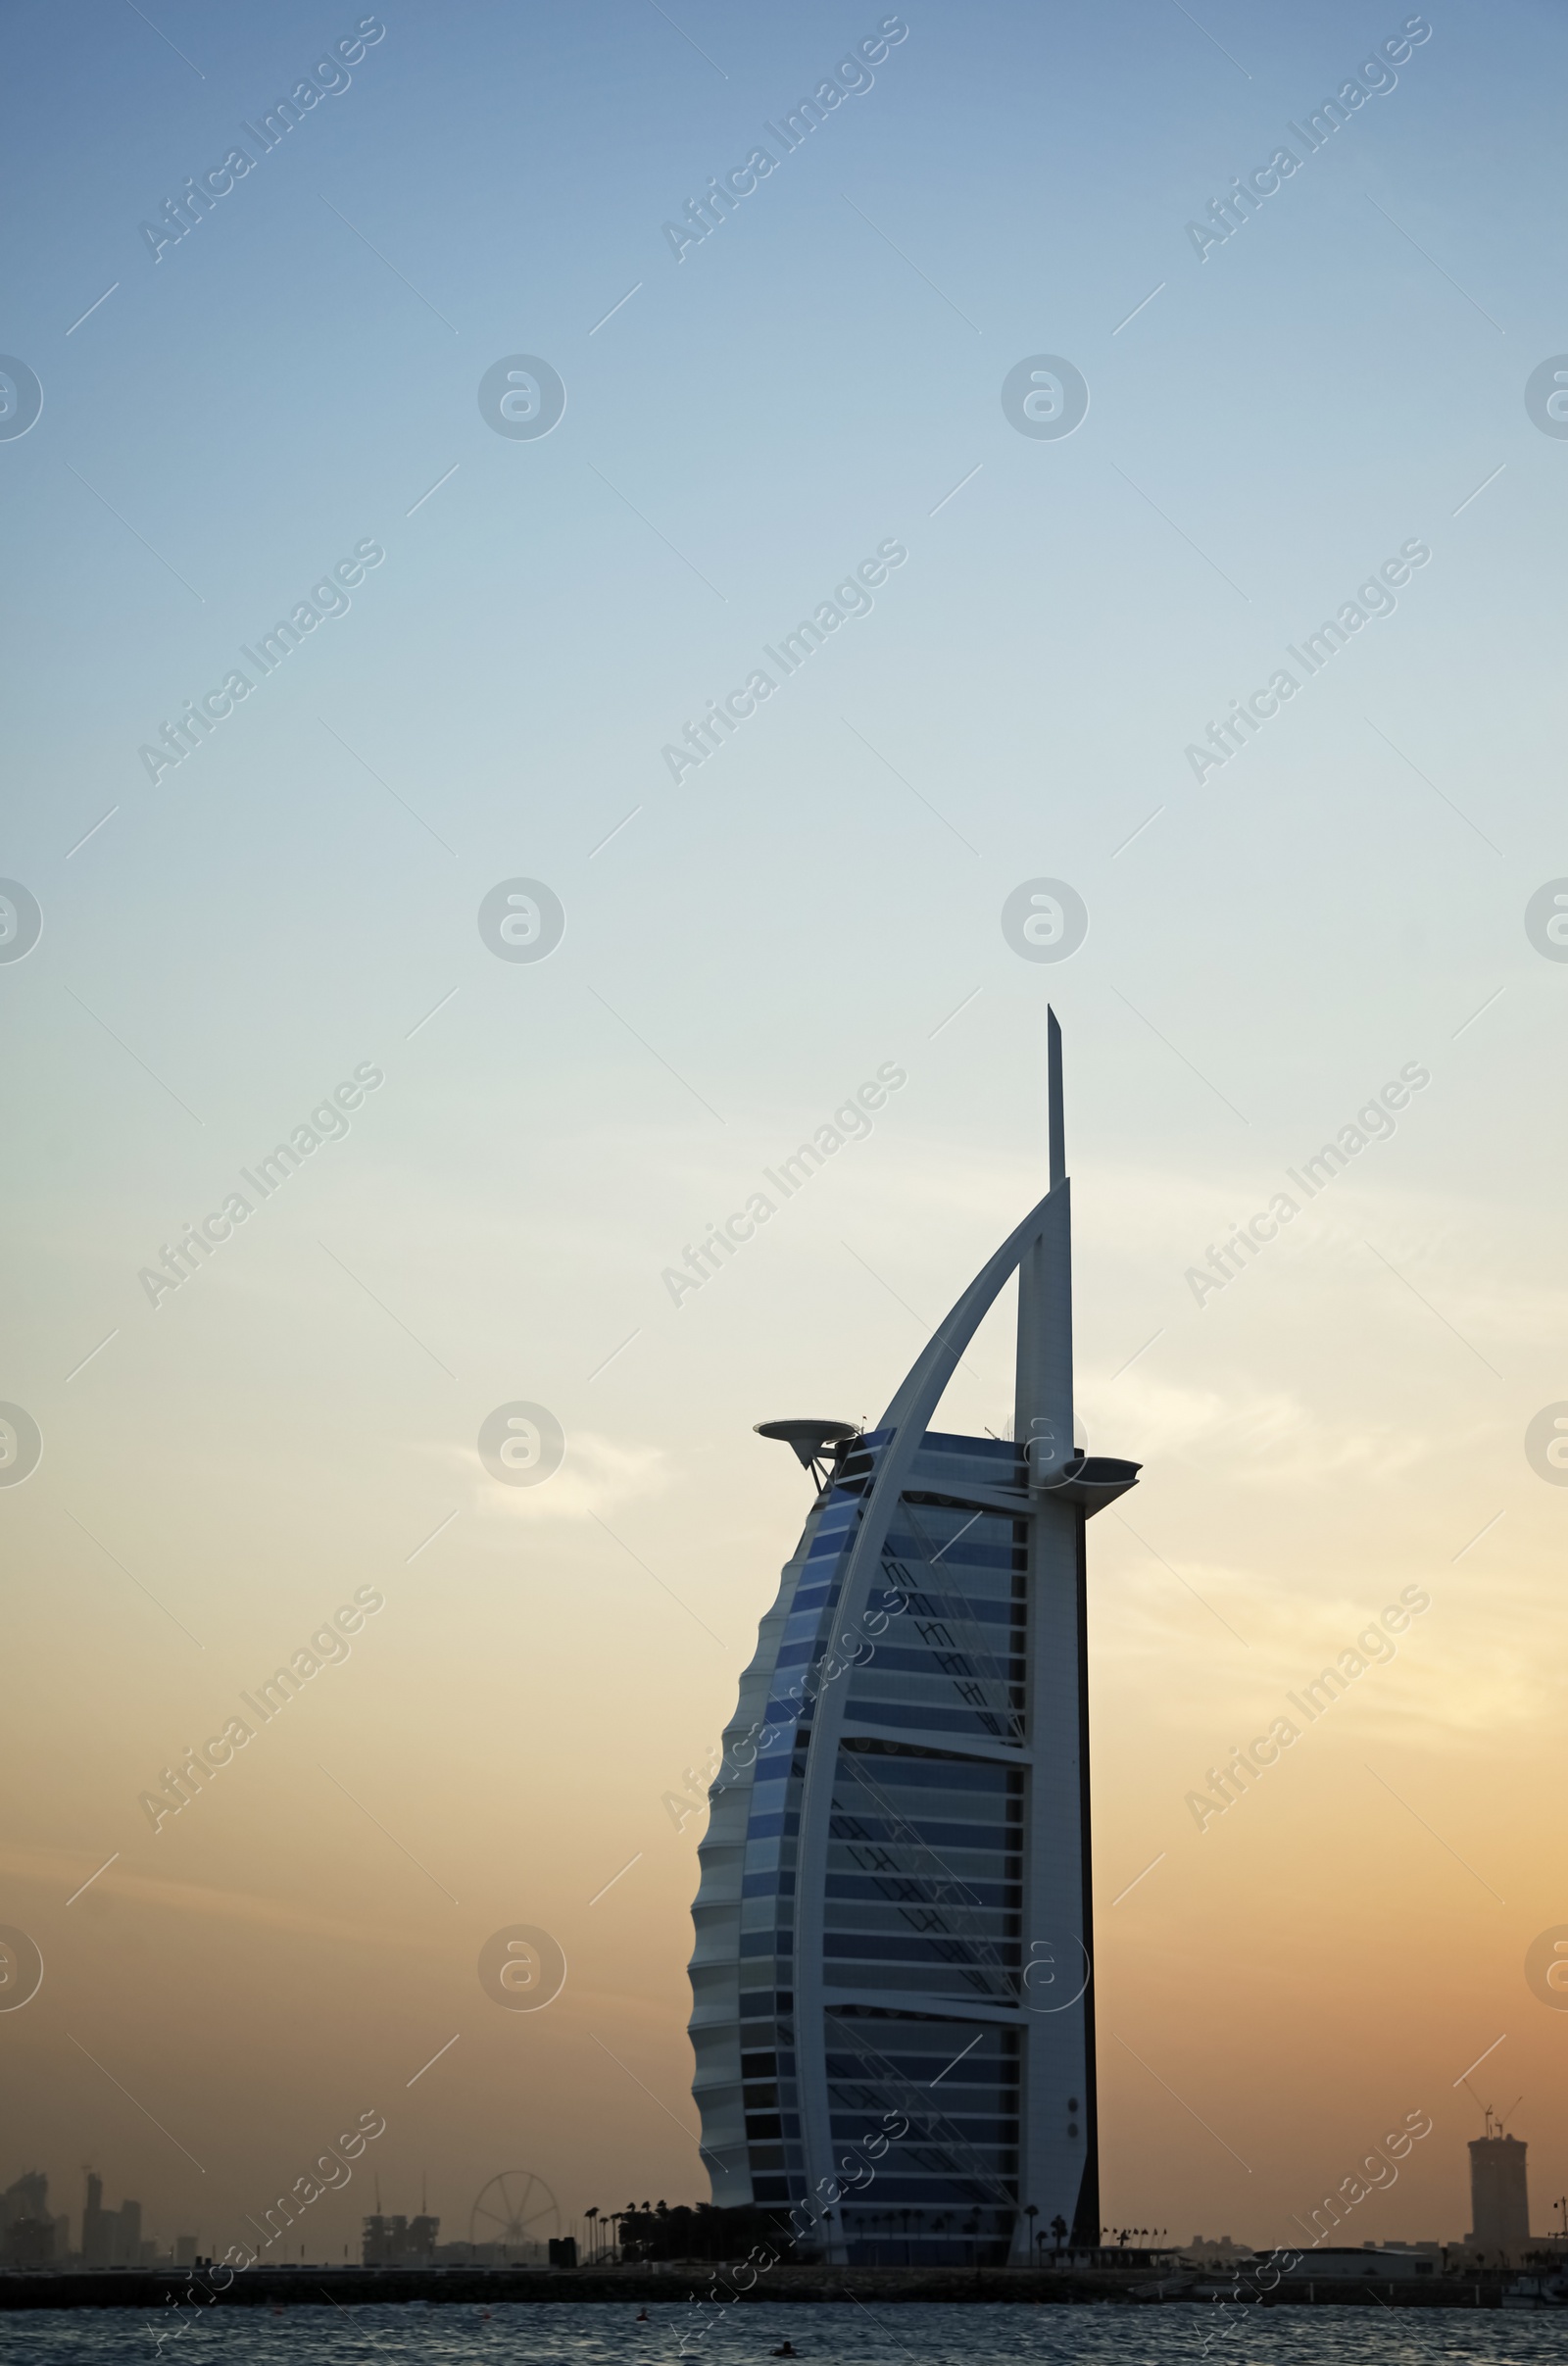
[[692, 1432, 1094, 2263]]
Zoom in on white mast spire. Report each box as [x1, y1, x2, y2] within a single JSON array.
[[1014, 1007, 1073, 1476]]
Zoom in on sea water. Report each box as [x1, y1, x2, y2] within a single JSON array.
[[0, 2302, 1560, 2366]]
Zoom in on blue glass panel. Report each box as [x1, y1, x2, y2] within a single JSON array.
[[884, 1536, 1018, 1572], [743, 1870, 797, 1898], [864, 1645, 1025, 1678], [843, 1755, 1020, 1793], [889, 1594, 1019, 1627], [841, 1701, 1024, 1739], [825, 1875, 1018, 1905], [823, 1933, 1021, 1964], [829, 1822, 1019, 1854], [826, 2035, 1017, 2062]]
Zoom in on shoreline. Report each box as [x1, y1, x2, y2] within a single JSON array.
[[0, 2264, 1522, 2312]]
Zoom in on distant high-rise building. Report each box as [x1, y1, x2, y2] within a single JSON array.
[[362, 2213, 403, 2265], [81, 2172, 112, 2268], [1468, 2125, 1530, 2256], [78, 2172, 147, 2269], [114, 2199, 142, 2267], [0, 2176, 56, 2268], [688, 1015, 1139, 2264], [362, 2212, 440, 2266], [0, 2219, 55, 2268], [0, 2172, 48, 2227], [175, 2236, 198, 2268]]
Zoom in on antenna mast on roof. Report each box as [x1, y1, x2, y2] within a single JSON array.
[[1048, 1006, 1065, 1191]]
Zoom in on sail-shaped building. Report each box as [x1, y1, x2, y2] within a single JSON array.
[[687, 1015, 1139, 2265]]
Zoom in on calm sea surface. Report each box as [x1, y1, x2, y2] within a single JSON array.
[[0, 2303, 1562, 2366]]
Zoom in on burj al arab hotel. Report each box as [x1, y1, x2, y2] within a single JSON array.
[[687, 1014, 1140, 2265]]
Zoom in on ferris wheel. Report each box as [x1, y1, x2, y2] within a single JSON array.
[[469, 2171, 561, 2257]]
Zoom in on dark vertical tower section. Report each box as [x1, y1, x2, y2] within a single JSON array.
[[1071, 1511, 1100, 2246]]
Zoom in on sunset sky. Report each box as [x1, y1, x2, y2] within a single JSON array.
[[3, 0, 1567, 2265]]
